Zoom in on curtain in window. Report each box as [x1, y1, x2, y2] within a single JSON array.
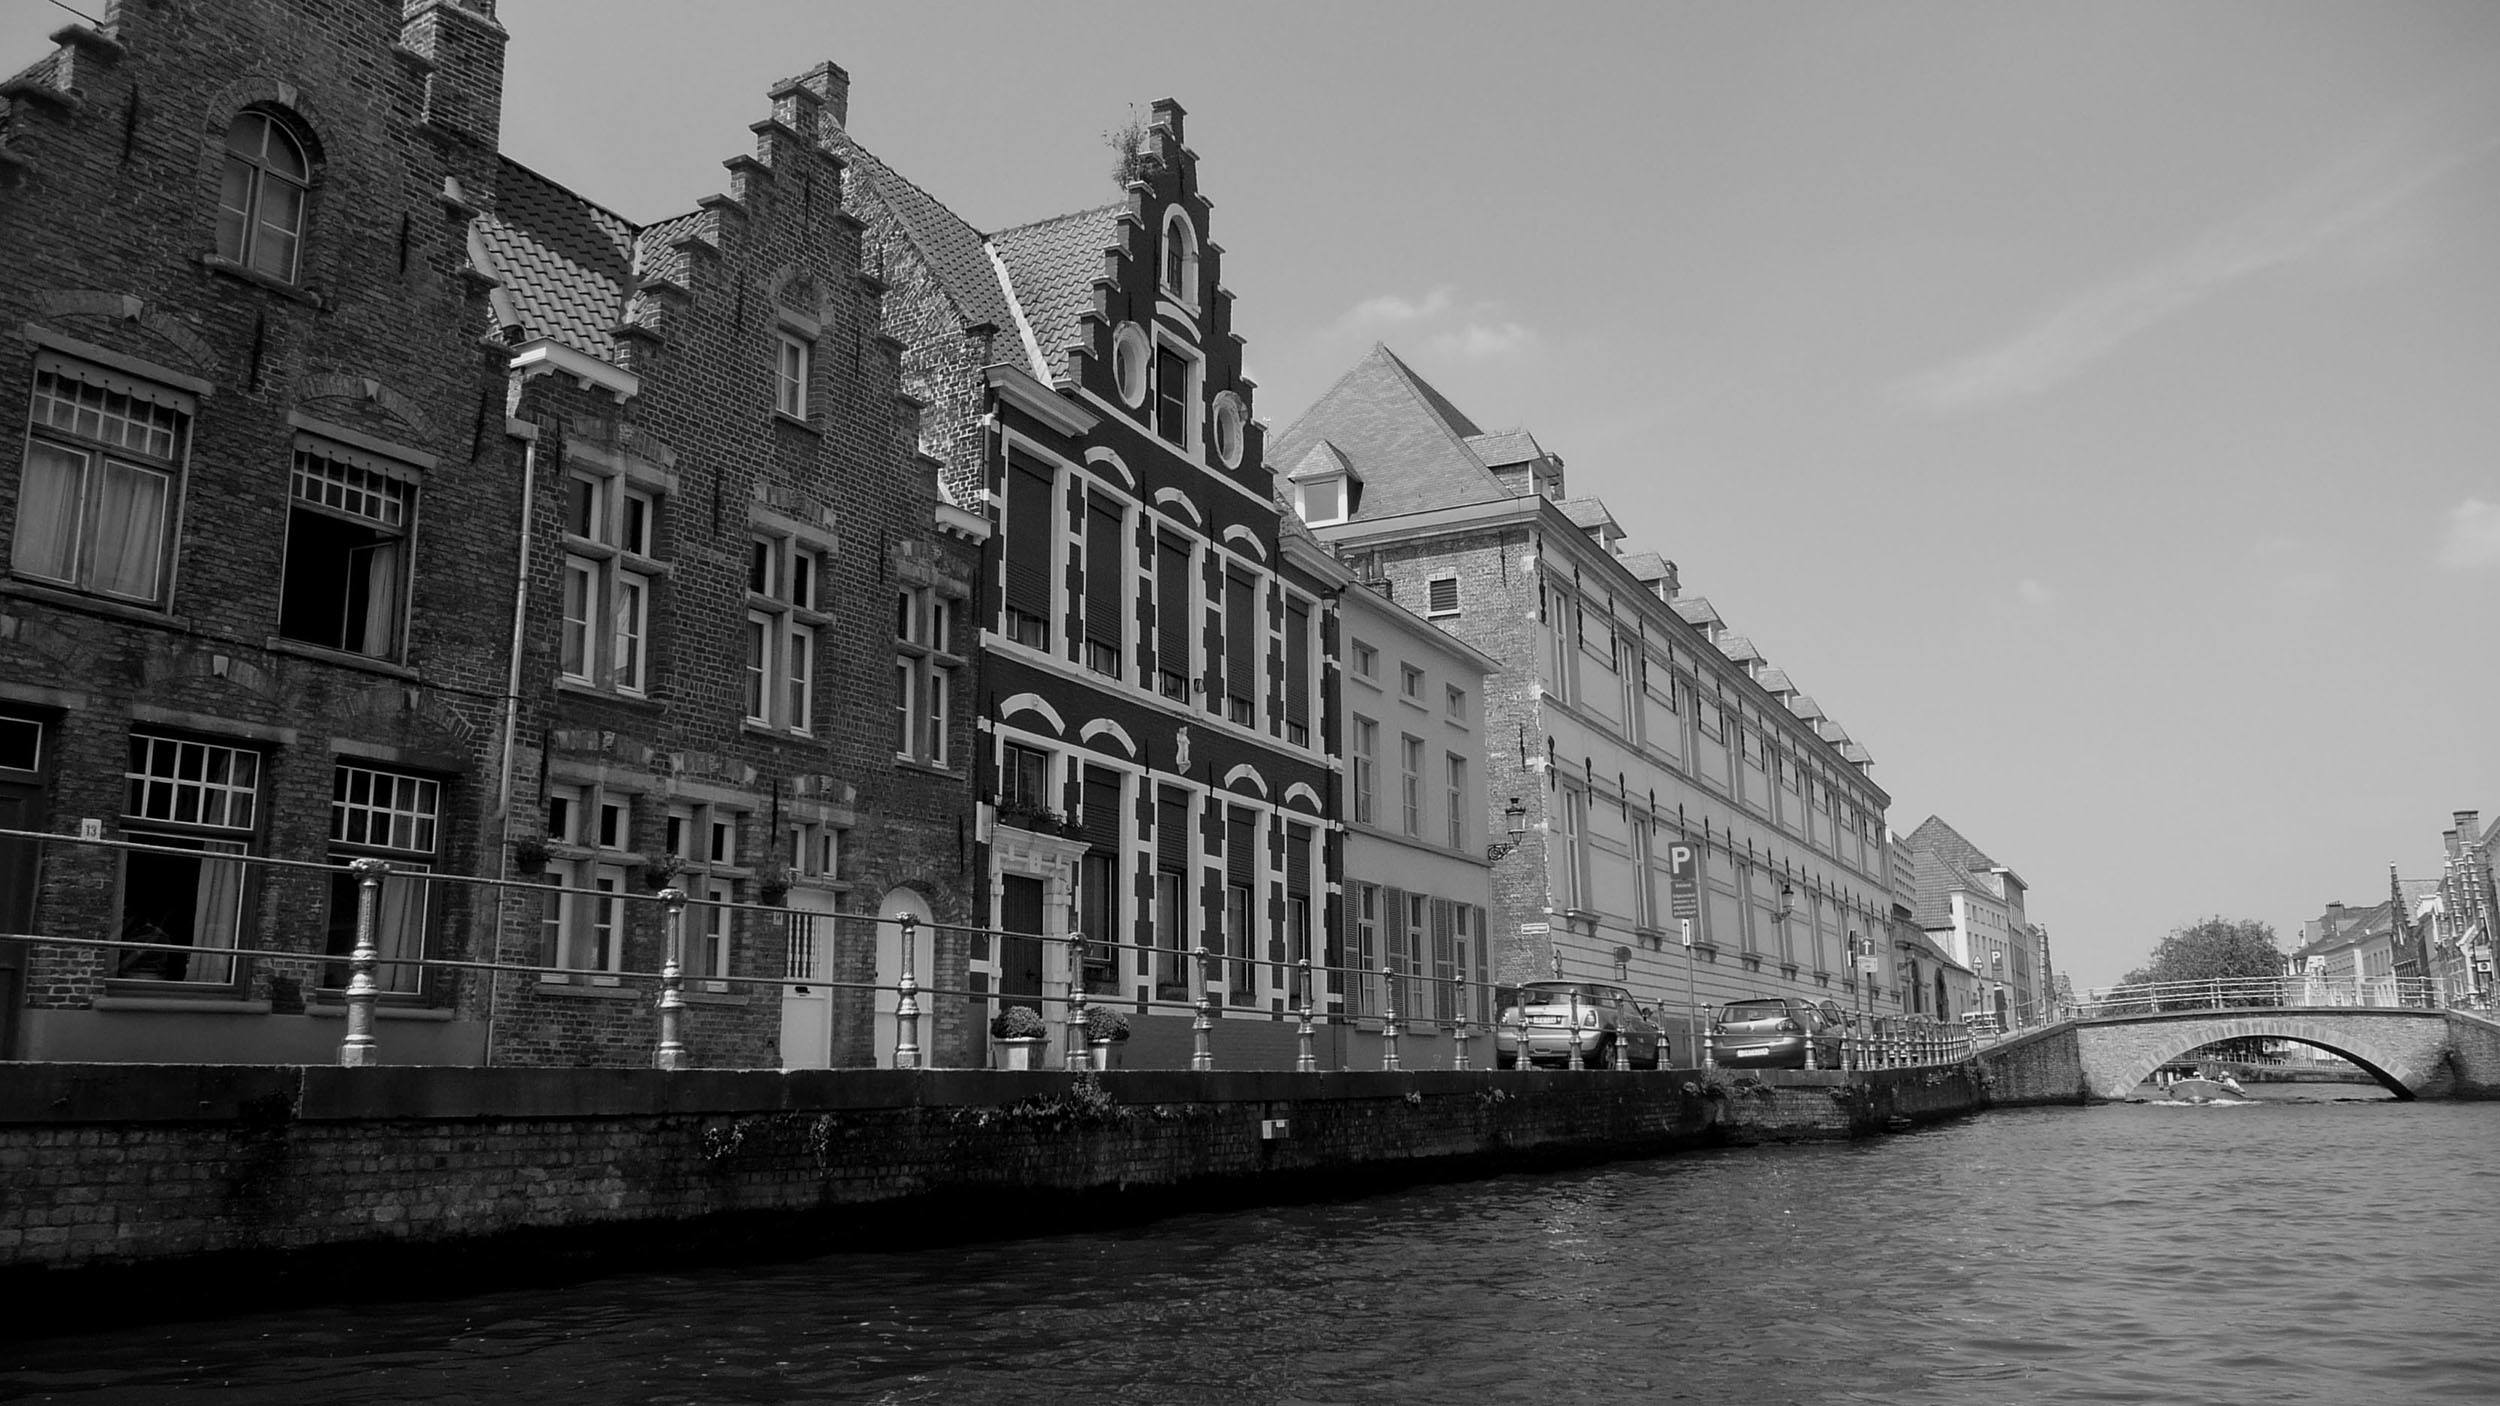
[[12, 443, 83, 583], [352, 540, 401, 657], [375, 870, 427, 993], [91, 460, 168, 600], [188, 840, 246, 984]]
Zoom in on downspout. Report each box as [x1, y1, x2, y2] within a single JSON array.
[[484, 424, 535, 1070]]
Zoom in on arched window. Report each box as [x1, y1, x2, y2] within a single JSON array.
[[218, 111, 310, 281], [1160, 208, 1197, 304]]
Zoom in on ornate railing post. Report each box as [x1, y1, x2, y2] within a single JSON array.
[[1190, 944, 1214, 1071], [1564, 990, 1584, 1071], [893, 914, 921, 1070], [1380, 963, 1401, 1071], [1451, 976, 1471, 1071], [1295, 957, 1317, 1073], [338, 858, 389, 1067], [1065, 935, 1091, 1072], [654, 886, 689, 1070]]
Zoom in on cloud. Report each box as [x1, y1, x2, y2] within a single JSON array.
[[2436, 498, 2500, 570], [1319, 285, 1542, 363], [1896, 127, 2496, 413], [2015, 577, 2056, 607]]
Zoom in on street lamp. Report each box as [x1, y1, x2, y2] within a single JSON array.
[[1485, 796, 1529, 862]]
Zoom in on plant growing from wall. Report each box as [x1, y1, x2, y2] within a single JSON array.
[[1106, 106, 1161, 188]]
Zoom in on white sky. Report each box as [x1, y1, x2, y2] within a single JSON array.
[[10, 0, 2498, 988]]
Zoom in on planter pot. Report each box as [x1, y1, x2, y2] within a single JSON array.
[[1090, 1040, 1125, 1071], [995, 1036, 1048, 1071]]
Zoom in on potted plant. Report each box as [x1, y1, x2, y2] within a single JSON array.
[[509, 836, 550, 876], [754, 863, 792, 908], [1083, 1004, 1131, 1071], [990, 1004, 1049, 1070]]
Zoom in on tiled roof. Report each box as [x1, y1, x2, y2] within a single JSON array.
[[1465, 429, 1541, 467], [1619, 549, 1672, 584], [991, 204, 1124, 383], [1266, 345, 1510, 520], [1556, 496, 1620, 534], [1287, 438, 1357, 482], [1755, 667, 1794, 694], [1716, 633, 1762, 664], [478, 157, 638, 359], [1905, 815, 2003, 928], [1787, 694, 1826, 720], [828, 130, 1014, 342]]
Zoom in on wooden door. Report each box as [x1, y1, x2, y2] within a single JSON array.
[[999, 874, 1045, 1007]]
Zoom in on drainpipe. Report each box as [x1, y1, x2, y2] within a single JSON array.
[[484, 424, 537, 1069]]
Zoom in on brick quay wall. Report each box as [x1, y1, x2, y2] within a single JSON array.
[[0, 1063, 1982, 1310]]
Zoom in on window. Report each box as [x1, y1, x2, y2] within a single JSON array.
[[1445, 684, 1467, 722], [1558, 787, 1588, 910], [1083, 493, 1125, 679], [1113, 323, 1151, 408], [1211, 392, 1245, 471], [116, 734, 259, 985], [1154, 343, 1195, 447], [1223, 806, 1256, 1002], [1283, 597, 1313, 747], [13, 358, 191, 607], [699, 880, 734, 981], [745, 533, 823, 732], [1632, 817, 1658, 929], [1352, 716, 1377, 825], [323, 764, 438, 993], [1400, 664, 1424, 701], [1446, 753, 1467, 850], [1352, 883, 1380, 1016], [1221, 567, 1256, 725], [1161, 207, 1199, 304], [1351, 640, 1377, 681], [1154, 531, 1192, 699], [895, 588, 959, 766], [560, 469, 660, 695], [280, 443, 413, 659], [1426, 575, 1459, 617], [216, 110, 309, 281], [1292, 472, 1348, 526], [774, 331, 811, 419], [1547, 600, 1574, 704], [541, 782, 634, 978], [1000, 741, 1051, 816], [1400, 734, 1423, 837], [1002, 459, 1055, 649]]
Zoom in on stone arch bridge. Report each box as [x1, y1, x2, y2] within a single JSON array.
[[1977, 1007, 2500, 1103]]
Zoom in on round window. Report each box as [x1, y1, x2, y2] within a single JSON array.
[[1112, 323, 1150, 408], [1211, 391, 1245, 469]]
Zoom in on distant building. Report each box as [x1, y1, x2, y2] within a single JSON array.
[[2434, 810, 2495, 1008], [1905, 816, 2052, 1025], [1274, 345, 1899, 1040]]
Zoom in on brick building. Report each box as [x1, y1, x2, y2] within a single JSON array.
[[475, 69, 980, 1068], [0, 0, 514, 1061], [824, 91, 1339, 1065], [2433, 809, 2495, 1007], [0, 2, 979, 1069], [1274, 346, 1901, 1040]]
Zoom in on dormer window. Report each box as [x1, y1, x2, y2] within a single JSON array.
[[1160, 208, 1199, 306], [217, 110, 310, 282], [1293, 475, 1347, 526]]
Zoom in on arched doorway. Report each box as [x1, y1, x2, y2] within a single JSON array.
[[871, 886, 932, 1068]]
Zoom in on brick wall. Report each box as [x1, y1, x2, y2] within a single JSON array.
[[0, 1062, 1988, 1286]]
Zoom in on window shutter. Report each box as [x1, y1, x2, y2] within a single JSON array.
[[1223, 569, 1255, 697], [1083, 766, 1123, 849], [1156, 535, 1191, 679], [1380, 887, 1408, 978], [1285, 599, 1311, 728], [1428, 577, 1458, 614], [1226, 806, 1255, 885], [1085, 495, 1123, 650], [1004, 460, 1055, 621], [1285, 821, 1312, 899], [1157, 787, 1190, 870]]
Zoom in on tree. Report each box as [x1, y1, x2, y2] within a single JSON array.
[[2121, 917, 2287, 1007]]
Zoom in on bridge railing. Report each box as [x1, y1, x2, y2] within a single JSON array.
[[2070, 974, 2454, 1018]]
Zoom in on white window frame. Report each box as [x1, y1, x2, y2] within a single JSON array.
[[774, 330, 812, 420], [216, 109, 310, 282], [13, 357, 193, 608], [746, 529, 826, 734], [117, 734, 259, 987], [559, 467, 659, 695], [895, 586, 962, 768], [325, 762, 440, 995], [1352, 715, 1378, 826]]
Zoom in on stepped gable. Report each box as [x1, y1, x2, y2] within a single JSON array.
[[476, 156, 639, 357], [989, 203, 1126, 385], [1267, 344, 1509, 518]]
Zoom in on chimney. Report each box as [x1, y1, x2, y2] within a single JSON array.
[[776, 61, 850, 135], [2455, 810, 2481, 840], [400, 0, 509, 151]]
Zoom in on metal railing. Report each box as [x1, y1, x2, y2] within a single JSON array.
[[2070, 974, 2460, 1018], [2, 825, 1995, 1074]]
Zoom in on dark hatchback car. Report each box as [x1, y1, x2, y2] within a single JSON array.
[[1708, 996, 1844, 1069], [1496, 981, 1666, 1069]]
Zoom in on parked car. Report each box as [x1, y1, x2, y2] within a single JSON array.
[[1708, 996, 1845, 1069], [1496, 981, 1666, 1069]]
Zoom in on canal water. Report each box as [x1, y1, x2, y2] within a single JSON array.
[[7, 1083, 2495, 1405]]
